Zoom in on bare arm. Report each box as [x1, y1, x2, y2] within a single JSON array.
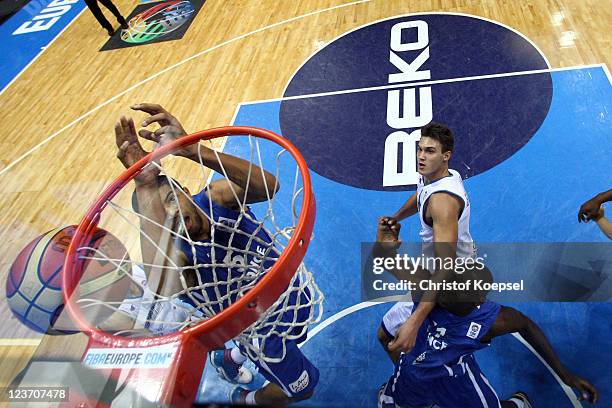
[[420, 192, 461, 299], [133, 183, 186, 296], [599, 189, 612, 203], [388, 193, 461, 353], [595, 208, 612, 239], [579, 189, 612, 222], [590, 189, 612, 205], [483, 306, 598, 404], [132, 103, 279, 210], [189, 149, 279, 210], [115, 116, 186, 297], [392, 193, 418, 221]]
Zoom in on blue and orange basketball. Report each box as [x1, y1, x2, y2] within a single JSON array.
[[6, 226, 132, 335]]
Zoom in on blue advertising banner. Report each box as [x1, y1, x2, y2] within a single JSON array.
[[0, 0, 85, 92]]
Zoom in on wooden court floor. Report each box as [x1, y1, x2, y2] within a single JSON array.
[[0, 0, 610, 395]]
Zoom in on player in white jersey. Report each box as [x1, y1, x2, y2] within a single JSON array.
[[378, 122, 475, 363], [415, 167, 474, 255]]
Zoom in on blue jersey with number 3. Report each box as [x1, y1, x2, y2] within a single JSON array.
[[405, 301, 501, 379]]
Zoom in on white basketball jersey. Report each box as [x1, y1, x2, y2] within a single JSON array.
[[416, 169, 475, 258]]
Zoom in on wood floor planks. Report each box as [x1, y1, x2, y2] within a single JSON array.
[[0, 0, 609, 391]]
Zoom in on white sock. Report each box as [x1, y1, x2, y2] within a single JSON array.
[[509, 398, 525, 408], [245, 391, 257, 405], [230, 347, 247, 364]]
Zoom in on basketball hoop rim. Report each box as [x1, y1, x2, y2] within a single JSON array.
[[62, 126, 315, 348]]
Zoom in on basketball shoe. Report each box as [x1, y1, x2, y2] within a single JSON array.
[[230, 386, 250, 404], [210, 349, 253, 384]]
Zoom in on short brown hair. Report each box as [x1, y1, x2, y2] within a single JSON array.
[[421, 122, 454, 153]]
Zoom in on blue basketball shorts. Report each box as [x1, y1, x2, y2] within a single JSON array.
[[379, 354, 501, 408], [239, 289, 319, 398], [250, 334, 319, 398]]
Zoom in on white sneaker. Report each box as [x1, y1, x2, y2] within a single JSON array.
[[236, 366, 253, 384]]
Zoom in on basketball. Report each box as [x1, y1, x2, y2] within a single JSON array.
[[6, 226, 132, 335]]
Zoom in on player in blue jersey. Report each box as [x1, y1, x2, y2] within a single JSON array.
[[114, 104, 318, 406], [375, 221, 598, 407]]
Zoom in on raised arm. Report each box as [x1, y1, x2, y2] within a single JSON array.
[[131, 103, 279, 210], [482, 306, 598, 404], [192, 149, 279, 210], [115, 116, 186, 297]]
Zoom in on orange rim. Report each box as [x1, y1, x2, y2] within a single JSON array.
[[62, 126, 315, 348]]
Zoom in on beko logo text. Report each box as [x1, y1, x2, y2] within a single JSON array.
[[383, 20, 432, 187]]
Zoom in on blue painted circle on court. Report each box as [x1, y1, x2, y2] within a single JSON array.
[[279, 14, 553, 191]]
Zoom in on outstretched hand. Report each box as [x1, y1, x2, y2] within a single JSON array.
[[115, 115, 158, 185], [564, 373, 598, 404], [131, 103, 197, 158]]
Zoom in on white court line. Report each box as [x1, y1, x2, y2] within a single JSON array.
[[602, 64, 612, 84], [0, 9, 87, 97], [0, 0, 371, 178], [0, 338, 41, 346], [229, 103, 243, 128], [301, 301, 582, 406], [511, 333, 582, 407], [278, 11, 552, 100], [301, 297, 408, 340], [240, 63, 608, 105]]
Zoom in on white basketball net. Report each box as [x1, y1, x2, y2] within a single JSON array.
[[73, 134, 324, 363]]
